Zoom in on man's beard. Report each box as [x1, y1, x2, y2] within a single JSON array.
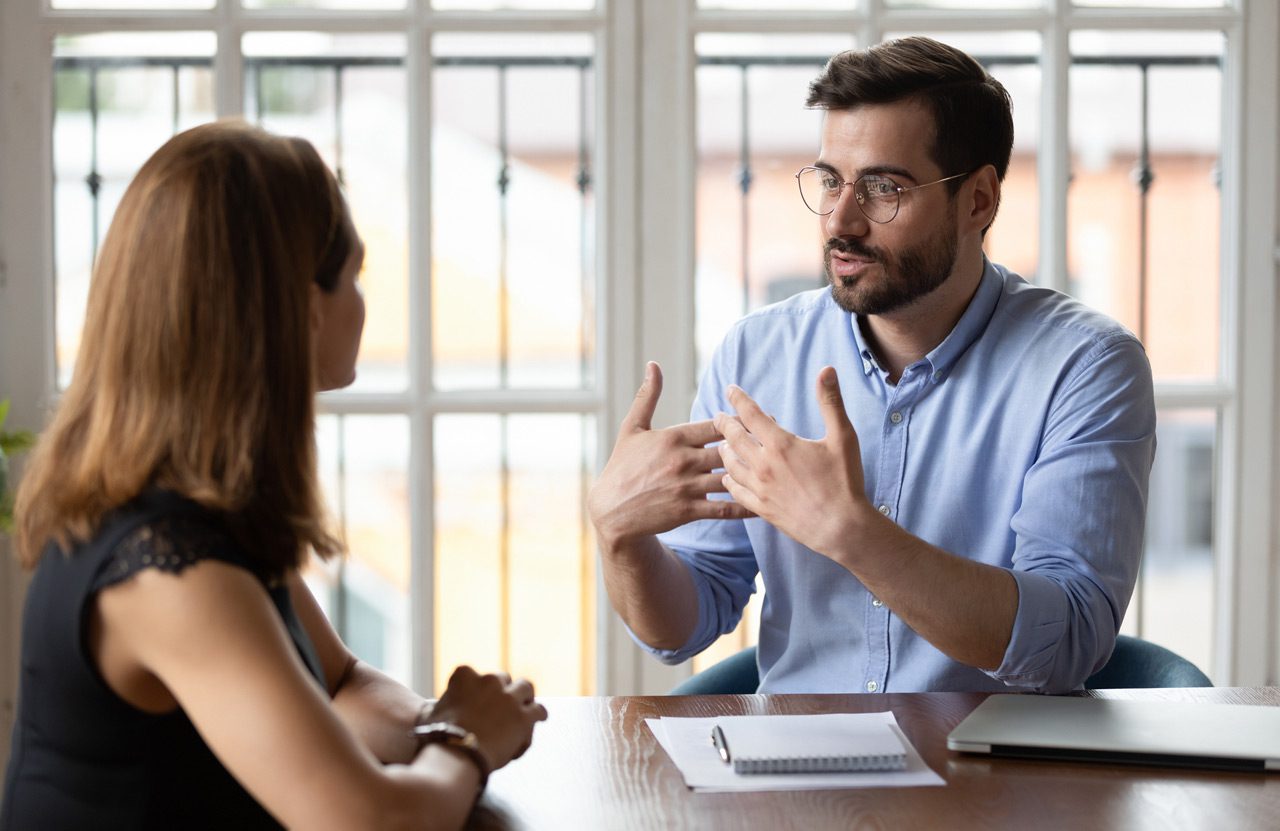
[[823, 221, 958, 316]]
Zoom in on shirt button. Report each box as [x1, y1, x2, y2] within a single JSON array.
[[866, 680, 878, 693], [877, 504, 891, 516], [932, 370, 944, 383], [872, 598, 883, 607], [889, 411, 903, 424]]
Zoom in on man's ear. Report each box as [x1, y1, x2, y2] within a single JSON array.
[[962, 164, 1000, 234]]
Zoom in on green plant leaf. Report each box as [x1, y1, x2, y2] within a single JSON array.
[[0, 399, 9, 430], [0, 448, 9, 533], [0, 429, 35, 455]]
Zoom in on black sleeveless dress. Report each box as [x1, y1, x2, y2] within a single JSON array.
[[1, 490, 325, 830]]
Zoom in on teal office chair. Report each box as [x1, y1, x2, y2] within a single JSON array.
[[667, 635, 1212, 695], [1083, 635, 1212, 689]]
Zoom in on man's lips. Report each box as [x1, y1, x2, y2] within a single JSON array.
[[828, 251, 879, 281]]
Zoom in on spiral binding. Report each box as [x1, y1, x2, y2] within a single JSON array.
[[733, 753, 907, 775]]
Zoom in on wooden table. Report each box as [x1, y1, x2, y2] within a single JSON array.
[[470, 687, 1280, 830]]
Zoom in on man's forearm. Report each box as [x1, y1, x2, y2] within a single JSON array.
[[835, 511, 1017, 671], [600, 534, 701, 651]]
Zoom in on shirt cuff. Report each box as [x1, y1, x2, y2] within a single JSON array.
[[985, 569, 1069, 688]]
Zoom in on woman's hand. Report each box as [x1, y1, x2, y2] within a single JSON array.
[[424, 666, 548, 772]]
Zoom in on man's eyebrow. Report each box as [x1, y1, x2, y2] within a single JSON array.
[[813, 160, 920, 183]]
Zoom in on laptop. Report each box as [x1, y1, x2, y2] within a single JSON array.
[[947, 694, 1280, 772]]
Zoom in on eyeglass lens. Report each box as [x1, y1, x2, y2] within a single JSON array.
[[796, 168, 900, 223]]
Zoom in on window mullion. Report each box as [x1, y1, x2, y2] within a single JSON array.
[[408, 0, 435, 695], [213, 1, 242, 119], [1222, 2, 1277, 687], [1039, 5, 1069, 294]]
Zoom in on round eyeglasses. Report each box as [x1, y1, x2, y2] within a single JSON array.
[[795, 166, 972, 224]]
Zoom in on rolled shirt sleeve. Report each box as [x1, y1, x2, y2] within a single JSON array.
[[990, 332, 1156, 691]]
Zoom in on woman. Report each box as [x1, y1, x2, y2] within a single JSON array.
[[1, 120, 545, 830]]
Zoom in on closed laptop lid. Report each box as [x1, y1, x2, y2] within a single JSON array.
[[947, 694, 1280, 772]]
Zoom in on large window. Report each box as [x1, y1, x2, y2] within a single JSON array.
[[677, 2, 1252, 684], [33, 1, 611, 697], [2, 0, 1277, 706]]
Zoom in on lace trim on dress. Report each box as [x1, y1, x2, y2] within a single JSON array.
[[95, 516, 248, 592]]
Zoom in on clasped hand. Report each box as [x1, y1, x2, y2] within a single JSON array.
[[426, 666, 547, 773], [713, 366, 871, 563]]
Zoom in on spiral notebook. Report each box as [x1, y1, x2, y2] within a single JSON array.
[[715, 714, 908, 774]]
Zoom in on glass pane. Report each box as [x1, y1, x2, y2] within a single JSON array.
[[53, 32, 216, 388], [1127, 408, 1215, 680], [1077, 0, 1224, 7], [434, 0, 593, 8], [1068, 31, 1222, 383], [432, 34, 596, 391], [52, 0, 212, 8], [885, 0, 1040, 6], [883, 31, 1041, 282], [244, 32, 410, 393], [242, 0, 405, 9], [434, 414, 597, 695], [694, 33, 856, 375], [698, 0, 854, 8], [314, 414, 413, 685]]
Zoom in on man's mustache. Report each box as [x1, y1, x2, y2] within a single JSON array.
[[825, 237, 884, 263]]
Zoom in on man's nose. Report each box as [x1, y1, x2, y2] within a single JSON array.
[[824, 186, 870, 239]]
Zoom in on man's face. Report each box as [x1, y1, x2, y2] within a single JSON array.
[[816, 102, 961, 317]]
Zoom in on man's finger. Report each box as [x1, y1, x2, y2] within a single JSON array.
[[714, 412, 764, 466], [623, 361, 663, 433], [718, 474, 761, 517], [726, 385, 785, 440], [687, 496, 756, 522], [672, 418, 725, 448], [691, 446, 726, 473], [716, 443, 752, 483], [815, 366, 854, 443], [689, 472, 733, 495]]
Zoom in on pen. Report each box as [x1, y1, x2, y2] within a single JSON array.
[[711, 724, 731, 764]]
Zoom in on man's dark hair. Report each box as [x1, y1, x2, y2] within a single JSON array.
[[807, 36, 1014, 204]]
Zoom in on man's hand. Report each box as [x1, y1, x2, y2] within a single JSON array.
[[588, 361, 754, 547], [714, 366, 872, 564]]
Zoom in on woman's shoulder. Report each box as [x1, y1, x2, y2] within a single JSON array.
[[93, 490, 261, 593]]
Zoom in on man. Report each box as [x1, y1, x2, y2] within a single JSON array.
[[588, 37, 1156, 694]]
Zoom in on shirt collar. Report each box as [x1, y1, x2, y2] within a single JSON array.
[[850, 256, 1004, 383]]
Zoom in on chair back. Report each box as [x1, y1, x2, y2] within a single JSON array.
[[669, 646, 759, 695], [1084, 634, 1212, 689], [668, 635, 1213, 694]]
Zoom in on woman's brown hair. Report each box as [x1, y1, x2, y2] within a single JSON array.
[[15, 119, 352, 576]]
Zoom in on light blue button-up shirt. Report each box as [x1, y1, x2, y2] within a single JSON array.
[[641, 259, 1156, 694]]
